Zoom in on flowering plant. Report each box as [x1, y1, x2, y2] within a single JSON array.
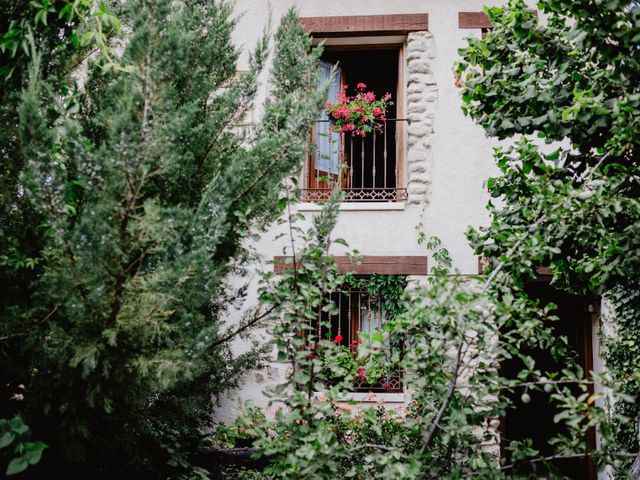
[[312, 336, 392, 387], [326, 82, 392, 137]]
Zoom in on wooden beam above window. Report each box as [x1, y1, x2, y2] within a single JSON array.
[[458, 12, 492, 29], [459, 10, 537, 30], [274, 256, 428, 275], [477, 256, 553, 278], [299, 14, 428, 37]]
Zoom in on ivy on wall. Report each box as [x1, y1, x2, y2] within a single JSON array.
[[602, 286, 640, 462], [343, 273, 408, 321]]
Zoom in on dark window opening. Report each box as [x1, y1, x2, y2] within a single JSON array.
[[303, 47, 407, 203], [501, 283, 597, 480]]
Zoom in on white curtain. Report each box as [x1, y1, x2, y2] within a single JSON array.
[[315, 60, 341, 175]]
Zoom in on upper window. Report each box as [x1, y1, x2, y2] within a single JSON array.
[[302, 47, 407, 203]]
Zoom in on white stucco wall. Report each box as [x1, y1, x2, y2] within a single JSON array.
[[215, 0, 536, 418]]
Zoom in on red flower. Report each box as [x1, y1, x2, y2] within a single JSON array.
[[334, 334, 343, 344], [357, 367, 366, 378], [325, 83, 392, 138]]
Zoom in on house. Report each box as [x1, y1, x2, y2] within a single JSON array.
[[218, 2, 604, 478]]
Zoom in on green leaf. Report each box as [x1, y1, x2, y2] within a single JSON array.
[[23, 442, 47, 465], [0, 432, 15, 449], [6, 458, 28, 476], [9, 418, 28, 435], [69, 33, 79, 49]]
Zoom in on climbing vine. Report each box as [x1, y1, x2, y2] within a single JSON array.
[[602, 286, 640, 470], [343, 273, 408, 320]]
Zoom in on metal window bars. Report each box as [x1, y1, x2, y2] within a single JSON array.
[[302, 119, 409, 203], [313, 287, 403, 393]]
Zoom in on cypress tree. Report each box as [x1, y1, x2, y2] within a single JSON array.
[[2, 1, 323, 476]]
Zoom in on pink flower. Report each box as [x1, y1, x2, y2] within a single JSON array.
[[357, 82, 367, 89], [357, 366, 366, 378], [372, 107, 381, 116]]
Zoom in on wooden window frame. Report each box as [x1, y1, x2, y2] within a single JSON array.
[[303, 41, 408, 202], [307, 278, 407, 393]]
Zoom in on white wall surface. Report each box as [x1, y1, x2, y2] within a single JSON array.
[[215, 0, 536, 417]]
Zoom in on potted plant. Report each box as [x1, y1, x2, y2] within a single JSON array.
[[326, 83, 392, 137]]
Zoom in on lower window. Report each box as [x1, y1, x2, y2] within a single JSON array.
[[313, 282, 404, 393]]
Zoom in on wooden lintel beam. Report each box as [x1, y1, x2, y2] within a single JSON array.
[[458, 12, 492, 29], [300, 14, 428, 37], [274, 256, 428, 275], [459, 10, 538, 30]]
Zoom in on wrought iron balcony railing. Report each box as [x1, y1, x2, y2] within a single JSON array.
[[302, 119, 408, 203]]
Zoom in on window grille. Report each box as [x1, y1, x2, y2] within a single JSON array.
[[303, 120, 408, 203], [313, 287, 403, 392]]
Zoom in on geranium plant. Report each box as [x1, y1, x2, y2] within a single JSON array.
[[314, 336, 393, 388], [326, 83, 392, 137]]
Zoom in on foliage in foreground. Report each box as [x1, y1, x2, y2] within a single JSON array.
[[218, 0, 640, 478], [0, 416, 46, 476], [0, 1, 325, 477], [459, 0, 640, 473], [215, 190, 629, 479]]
